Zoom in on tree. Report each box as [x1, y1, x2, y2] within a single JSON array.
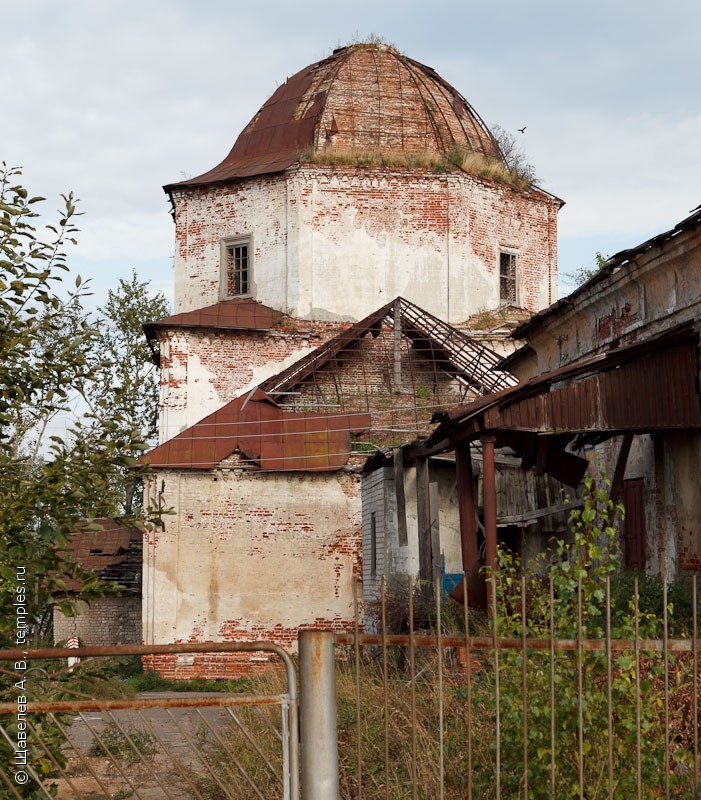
[[0, 164, 171, 797], [87, 271, 169, 514], [0, 164, 152, 645]]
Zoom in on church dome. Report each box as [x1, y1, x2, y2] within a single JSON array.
[[173, 43, 502, 188]]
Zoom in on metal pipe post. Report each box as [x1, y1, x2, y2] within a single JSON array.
[[299, 630, 339, 800], [481, 433, 498, 573], [456, 443, 480, 577]]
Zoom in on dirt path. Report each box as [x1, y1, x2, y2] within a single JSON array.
[[50, 692, 243, 800]]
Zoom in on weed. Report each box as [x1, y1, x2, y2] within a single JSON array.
[[123, 669, 251, 694], [88, 722, 157, 764], [299, 143, 537, 190], [414, 384, 432, 400]]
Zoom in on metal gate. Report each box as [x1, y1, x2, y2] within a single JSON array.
[[0, 642, 299, 800]]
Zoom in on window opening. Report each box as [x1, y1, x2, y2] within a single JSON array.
[[499, 251, 517, 304], [370, 512, 377, 577], [226, 242, 249, 297]]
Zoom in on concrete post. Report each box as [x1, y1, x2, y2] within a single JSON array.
[[299, 630, 339, 800]]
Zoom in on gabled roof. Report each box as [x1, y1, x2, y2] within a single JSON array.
[[140, 388, 371, 471], [261, 296, 515, 396], [142, 298, 514, 472], [60, 520, 142, 594]]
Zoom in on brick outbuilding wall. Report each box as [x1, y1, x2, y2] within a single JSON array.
[[53, 596, 141, 647]]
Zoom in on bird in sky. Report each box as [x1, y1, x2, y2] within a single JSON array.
[[517, 126, 527, 133]]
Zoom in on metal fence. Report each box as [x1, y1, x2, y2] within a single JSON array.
[[330, 574, 700, 800], [0, 642, 299, 800], [1, 576, 699, 799]]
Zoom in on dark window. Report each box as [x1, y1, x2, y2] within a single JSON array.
[[370, 512, 377, 576], [226, 242, 249, 296], [499, 251, 517, 303]]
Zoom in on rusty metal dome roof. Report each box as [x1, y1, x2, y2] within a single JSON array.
[[168, 43, 501, 190]]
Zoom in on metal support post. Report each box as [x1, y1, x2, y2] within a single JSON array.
[[299, 630, 339, 800], [481, 433, 498, 606]]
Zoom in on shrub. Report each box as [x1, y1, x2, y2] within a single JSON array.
[[484, 474, 695, 798]]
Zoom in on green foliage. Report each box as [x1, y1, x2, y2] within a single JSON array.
[[89, 271, 169, 514], [485, 474, 694, 798], [566, 251, 608, 288], [0, 165, 164, 795], [1, 164, 126, 645], [611, 570, 698, 636], [414, 384, 432, 400], [123, 669, 251, 694], [0, 166, 168, 642]]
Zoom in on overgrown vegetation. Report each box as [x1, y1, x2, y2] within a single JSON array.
[[468, 305, 512, 331], [488, 474, 695, 798], [122, 668, 251, 694], [0, 164, 168, 796], [565, 250, 609, 287], [300, 140, 537, 190]]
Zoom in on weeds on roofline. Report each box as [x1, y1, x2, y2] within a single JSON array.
[[299, 144, 536, 190]]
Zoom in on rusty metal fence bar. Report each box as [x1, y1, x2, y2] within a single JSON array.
[[0, 641, 299, 800], [335, 574, 700, 800]]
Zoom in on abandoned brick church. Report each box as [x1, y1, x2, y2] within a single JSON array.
[[140, 42, 561, 674]]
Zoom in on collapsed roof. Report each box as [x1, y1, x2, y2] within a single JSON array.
[[141, 297, 514, 471]]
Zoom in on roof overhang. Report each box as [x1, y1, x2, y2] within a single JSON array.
[[420, 326, 701, 486]]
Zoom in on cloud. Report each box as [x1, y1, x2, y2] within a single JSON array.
[[4, 0, 700, 313], [532, 111, 701, 242]]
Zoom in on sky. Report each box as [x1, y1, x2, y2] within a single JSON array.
[[3, 0, 700, 308]]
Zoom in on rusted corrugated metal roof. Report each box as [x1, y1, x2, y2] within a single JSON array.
[[59, 520, 142, 594], [439, 329, 700, 433], [144, 298, 282, 342], [424, 328, 701, 486], [140, 388, 371, 471], [165, 44, 502, 192]]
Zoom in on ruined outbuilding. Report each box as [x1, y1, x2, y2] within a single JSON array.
[[423, 205, 701, 588], [53, 520, 142, 647], [142, 42, 562, 672]]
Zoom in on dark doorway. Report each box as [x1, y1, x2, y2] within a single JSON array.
[[623, 478, 647, 571]]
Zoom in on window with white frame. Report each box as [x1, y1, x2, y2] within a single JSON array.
[[220, 237, 251, 299], [499, 250, 518, 304]]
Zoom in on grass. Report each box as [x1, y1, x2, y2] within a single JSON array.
[[88, 721, 157, 764], [184, 653, 496, 799], [123, 668, 252, 694], [178, 633, 700, 800], [299, 144, 536, 190], [54, 657, 253, 698]]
